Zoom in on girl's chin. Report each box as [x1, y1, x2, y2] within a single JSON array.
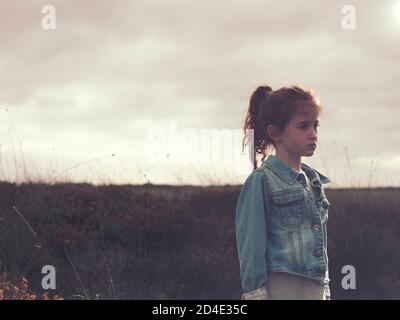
[[302, 150, 315, 156]]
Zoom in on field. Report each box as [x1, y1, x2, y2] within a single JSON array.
[[0, 182, 399, 300]]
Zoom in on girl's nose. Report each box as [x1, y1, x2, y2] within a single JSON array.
[[311, 128, 318, 137]]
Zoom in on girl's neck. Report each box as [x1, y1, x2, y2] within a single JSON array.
[[275, 150, 301, 172]]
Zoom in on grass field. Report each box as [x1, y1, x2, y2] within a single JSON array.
[[0, 181, 399, 300]]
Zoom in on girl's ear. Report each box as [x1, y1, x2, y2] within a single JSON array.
[[267, 125, 280, 142]]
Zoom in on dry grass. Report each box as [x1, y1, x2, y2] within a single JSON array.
[[0, 180, 399, 300]]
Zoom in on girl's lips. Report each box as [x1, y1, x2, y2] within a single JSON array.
[[308, 144, 316, 148]]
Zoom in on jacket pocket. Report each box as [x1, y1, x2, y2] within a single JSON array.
[[271, 189, 305, 228]]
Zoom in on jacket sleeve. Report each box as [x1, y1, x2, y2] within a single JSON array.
[[235, 171, 270, 300]]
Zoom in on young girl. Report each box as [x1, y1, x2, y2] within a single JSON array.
[[235, 84, 331, 300]]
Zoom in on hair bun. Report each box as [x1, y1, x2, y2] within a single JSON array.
[[250, 85, 273, 109], [258, 85, 273, 96]]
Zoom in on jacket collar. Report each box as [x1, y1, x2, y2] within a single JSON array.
[[262, 154, 331, 185]]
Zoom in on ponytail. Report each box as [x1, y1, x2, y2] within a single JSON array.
[[242, 85, 273, 170]]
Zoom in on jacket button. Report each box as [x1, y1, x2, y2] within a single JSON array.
[[312, 224, 320, 231], [314, 250, 322, 257]]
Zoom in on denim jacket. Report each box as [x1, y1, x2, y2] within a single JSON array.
[[235, 154, 332, 300]]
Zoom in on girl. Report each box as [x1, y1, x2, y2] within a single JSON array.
[[235, 84, 331, 300]]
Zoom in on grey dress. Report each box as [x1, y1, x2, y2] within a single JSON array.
[[266, 272, 329, 300]]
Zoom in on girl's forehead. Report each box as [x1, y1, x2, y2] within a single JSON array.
[[293, 114, 319, 123], [292, 109, 319, 123]]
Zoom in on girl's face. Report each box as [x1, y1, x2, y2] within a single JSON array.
[[274, 109, 320, 158]]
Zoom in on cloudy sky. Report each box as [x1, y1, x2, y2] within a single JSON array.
[[0, 0, 399, 187]]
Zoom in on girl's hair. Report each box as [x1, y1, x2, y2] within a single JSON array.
[[242, 84, 323, 170]]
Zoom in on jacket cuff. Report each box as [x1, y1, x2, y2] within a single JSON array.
[[241, 286, 269, 300], [324, 284, 331, 300]]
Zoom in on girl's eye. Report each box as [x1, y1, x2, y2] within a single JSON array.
[[300, 124, 319, 129]]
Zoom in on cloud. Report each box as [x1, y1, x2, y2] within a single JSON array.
[[0, 0, 398, 185]]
